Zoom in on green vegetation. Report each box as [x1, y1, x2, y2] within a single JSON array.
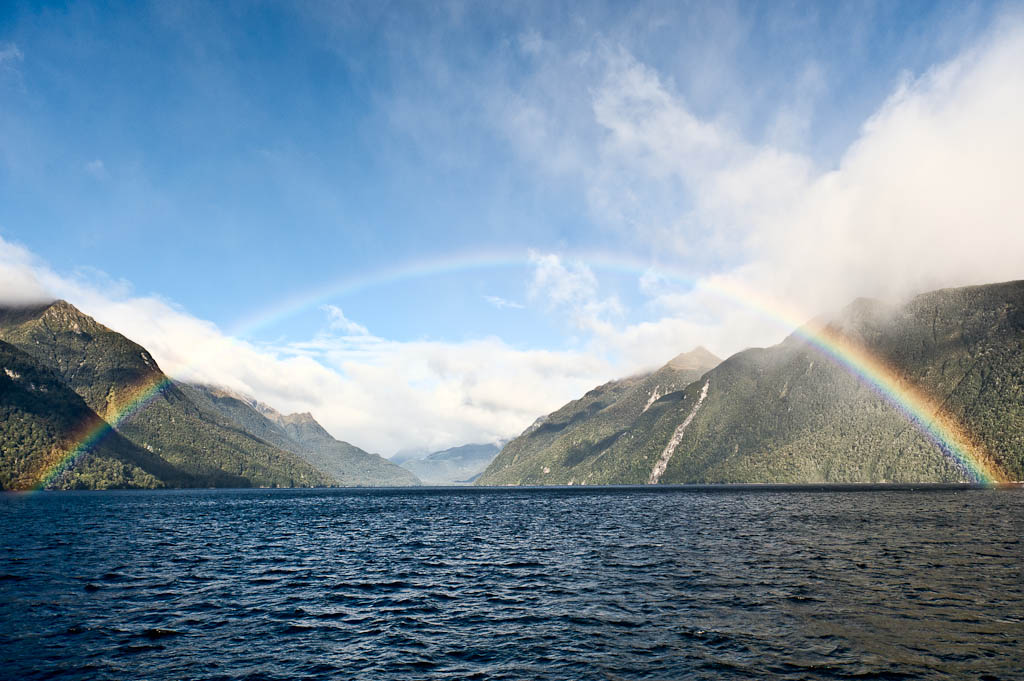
[[0, 340, 182, 490], [0, 301, 334, 489], [182, 384, 421, 486], [478, 347, 720, 485], [478, 282, 1024, 485]]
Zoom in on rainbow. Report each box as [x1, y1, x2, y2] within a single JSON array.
[[711, 279, 1002, 484], [33, 375, 174, 490], [222, 249, 711, 339], [39, 249, 1003, 488]]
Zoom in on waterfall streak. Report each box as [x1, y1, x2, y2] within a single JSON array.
[[648, 381, 708, 484]]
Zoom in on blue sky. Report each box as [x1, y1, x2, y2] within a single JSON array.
[[2, 1, 1023, 453]]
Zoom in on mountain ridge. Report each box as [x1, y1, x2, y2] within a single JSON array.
[[181, 383, 420, 486]]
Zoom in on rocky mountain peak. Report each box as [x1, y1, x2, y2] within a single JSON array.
[[30, 300, 111, 339]]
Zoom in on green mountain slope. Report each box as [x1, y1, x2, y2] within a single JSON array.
[[181, 383, 420, 486], [478, 281, 1024, 485], [0, 301, 334, 488], [0, 340, 192, 490], [477, 347, 721, 485], [393, 443, 501, 484]]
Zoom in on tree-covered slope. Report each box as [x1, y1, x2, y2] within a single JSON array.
[[477, 347, 721, 485], [0, 340, 192, 490], [181, 383, 420, 486], [0, 301, 334, 488], [478, 281, 1024, 485]]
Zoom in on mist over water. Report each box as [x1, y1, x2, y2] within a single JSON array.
[[1, 487, 1022, 680]]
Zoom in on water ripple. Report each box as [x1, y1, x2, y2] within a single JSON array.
[[1, 486, 1022, 680]]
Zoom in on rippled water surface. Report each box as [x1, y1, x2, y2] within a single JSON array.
[[1, 486, 1022, 680]]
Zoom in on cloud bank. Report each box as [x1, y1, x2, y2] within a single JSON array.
[[0, 234, 612, 454], [497, 16, 1024, 353]]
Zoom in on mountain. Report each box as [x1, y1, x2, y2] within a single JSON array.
[[0, 301, 333, 489], [478, 281, 1024, 485], [477, 347, 721, 485], [393, 443, 501, 484], [0, 339, 193, 490], [181, 383, 420, 486]]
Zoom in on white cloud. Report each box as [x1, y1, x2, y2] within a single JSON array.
[[278, 330, 611, 453], [0, 235, 614, 455], [0, 235, 53, 303], [527, 250, 625, 340], [528, 251, 598, 306], [497, 16, 1024, 358], [84, 159, 107, 179], [483, 295, 524, 310], [321, 304, 369, 335]]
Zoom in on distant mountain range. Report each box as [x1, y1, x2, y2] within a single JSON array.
[[180, 384, 419, 487], [391, 443, 502, 484], [0, 301, 419, 489], [478, 280, 1024, 485]]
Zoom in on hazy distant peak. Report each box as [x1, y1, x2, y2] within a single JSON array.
[[835, 297, 892, 323], [198, 383, 257, 405], [665, 346, 720, 372], [281, 411, 318, 426], [254, 403, 326, 436], [267, 411, 333, 443], [205, 385, 291, 417]]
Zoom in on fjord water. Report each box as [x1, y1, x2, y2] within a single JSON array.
[[1, 488, 1021, 680]]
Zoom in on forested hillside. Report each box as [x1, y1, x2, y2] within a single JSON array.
[[479, 282, 1024, 485]]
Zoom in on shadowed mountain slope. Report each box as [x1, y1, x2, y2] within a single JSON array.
[[0, 340, 193, 490]]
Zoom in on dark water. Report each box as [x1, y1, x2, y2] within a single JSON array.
[[1, 486, 1022, 680]]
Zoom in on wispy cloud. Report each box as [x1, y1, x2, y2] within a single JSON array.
[[528, 251, 624, 338], [0, 43, 23, 67], [84, 159, 107, 179], [483, 295, 524, 310], [321, 304, 369, 336], [500, 16, 1024, 356], [528, 251, 598, 307]]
